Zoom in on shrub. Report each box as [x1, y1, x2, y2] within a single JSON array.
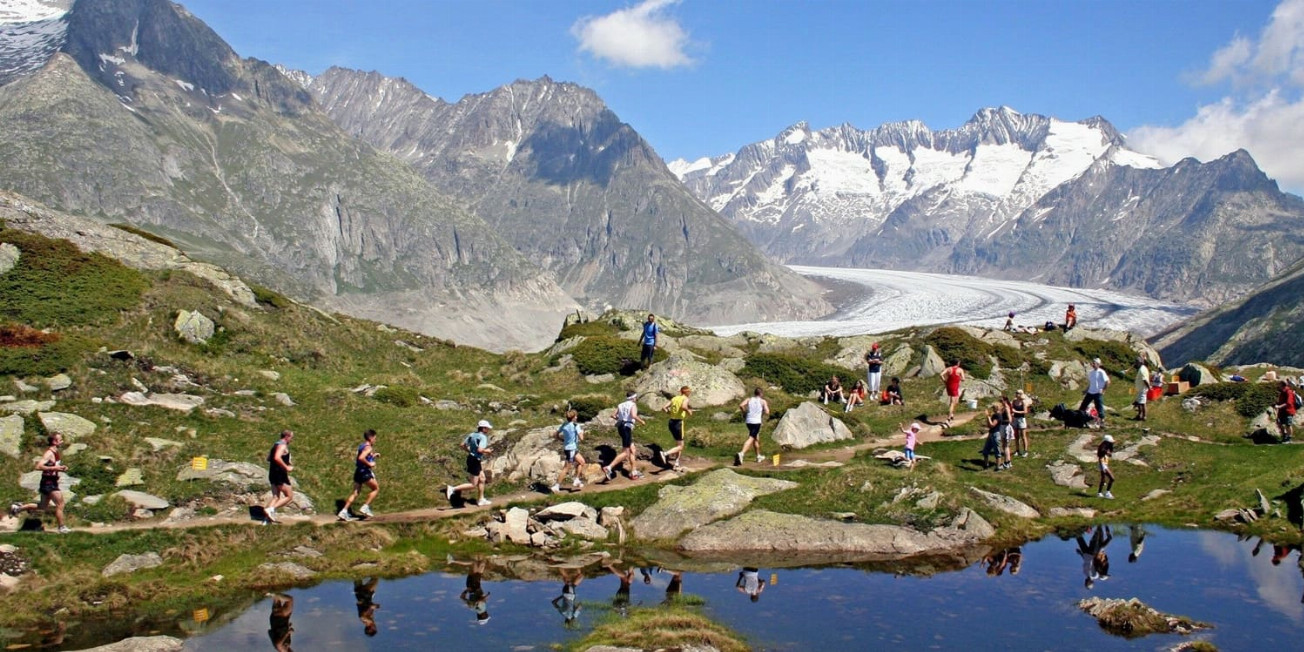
[[0, 325, 87, 376], [1072, 340, 1138, 378], [567, 395, 609, 422], [250, 283, 293, 310], [557, 320, 620, 340], [373, 386, 420, 408], [108, 223, 178, 249], [740, 353, 848, 395], [0, 229, 147, 327], [567, 336, 664, 376], [920, 327, 1022, 381], [1190, 381, 1280, 418]]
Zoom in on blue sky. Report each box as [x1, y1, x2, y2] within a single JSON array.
[[181, 0, 1303, 190]]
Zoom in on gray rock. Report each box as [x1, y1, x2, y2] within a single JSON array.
[[82, 494, 103, 505], [1141, 489, 1171, 501], [272, 393, 296, 407], [203, 408, 236, 418], [102, 552, 163, 577], [969, 487, 1041, 518], [433, 400, 463, 411], [598, 506, 625, 526], [718, 357, 745, 373], [1179, 363, 1215, 387], [630, 469, 798, 540], [1067, 434, 1100, 464], [1049, 360, 1088, 390], [0, 242, 18, 275], [64, 443, 87, 456], [1046, 460, 1089, 489], [556, 517, 608, 540], [176, 459, 267, 489], [74, 636, 185, 652], [113, 490, 169, 510], [115, 468, 144, 487], [488, 427, 563, 484], [257, 370, 281, 381], [678, 508, 994, 555], [37, 412, 96, 440], [0, 399, 54, 415], [915, 491, 943, 510], [503, 507, 531, 545], [632, 352, 745, 408], [678, 335, 746, 358], [256, 562, 316, 581], [883, 345, 914, 377], [19, 471, 79, 496], [144, 438, 183, 451], [917, 345, 946, 378], [536, 502, 595, 522], [770, 402, 854, 449], [45, 373, 72, 391], [173, 310, 215, 345], [0, 414, 22, 458], [584, 373, 616, 384], [118, 392, 204, 412], [1049, 507, 1098, 518], [14, 379, 38, 393]]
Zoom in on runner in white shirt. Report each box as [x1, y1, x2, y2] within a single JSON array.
[[735, 388, 770, 466]]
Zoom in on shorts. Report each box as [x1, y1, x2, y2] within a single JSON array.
[[668, 419, 684, 441], [269, 470, 290, 488], [466, 455, 483, 476], [904, 448, 915, 461], [564, 449, 579, 464], [1135, 390, 1148, 405], [617, 422, 634, 448], [1098, 460, 1111, 473], [946, 387, 961, 398], [38, 476, 59, 495], [746, 422, 761, 439], [1013, 417, 1027, 430], [353, 468, 376, 485], [1278, 411, 1295, 427], [1003, 424, 1015, 441]]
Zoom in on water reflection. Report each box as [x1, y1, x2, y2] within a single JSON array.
[[551, 567, 583, 628], [267, 593, 293, 652], [354, 577, 380, 637], [1076, 525, 1114, 589], [1199, 531, 1304, 621], [736, 567, 767, 601], [448, 557, 492, 625]]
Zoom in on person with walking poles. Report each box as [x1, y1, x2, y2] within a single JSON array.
[[10, 433, 70, 533], [602, 393, 647, 481], [660, 385, 692, 471], [446, 420, 495, 506], [339, 429, 380, 520], [736, 388, 771, 466], [263, 430, 295, 524], [551, 410, 587, 492]]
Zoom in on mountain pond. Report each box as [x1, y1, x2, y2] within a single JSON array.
[[17, 525, 1304, 650]]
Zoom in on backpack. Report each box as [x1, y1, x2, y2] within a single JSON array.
[[1293, 391, 1302, 410]]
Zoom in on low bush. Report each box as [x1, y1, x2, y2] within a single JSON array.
[[1190, 381, 1280, 418], [0, 325, 87, 376], [567, 336, 664, 376], [921, 327, 1022, 380], [0, 229, 147, 327], [249, 283, 293, 310], [1072, 340, 1138, 378], [567, 395, 610, 422], [556, 320, 620, 340], [740, 353, 847, 396], [373, 386, 420, 408], [108, 223, 178, 249]]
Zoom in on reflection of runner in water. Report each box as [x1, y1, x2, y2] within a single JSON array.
[[551, 567, 584, 628], [663, 570, 683, 605], [639, 565, 660, 585], [604, 562, 635, 617], [1128, 525, 1147, 563], [268, 593, 294, 652], [736, 567, 766, 602], [354, 577, 380, 637], [1076, 526, 1113, 589], [984, 548, 1023, 577], [450, 557, 492, 624]]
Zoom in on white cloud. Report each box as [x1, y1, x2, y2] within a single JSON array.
[[1130, 0, 1304, 193], [571, 0, 694, 69]]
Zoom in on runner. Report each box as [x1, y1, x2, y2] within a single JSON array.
[[736, 388, 771, 466], [10, 433, 70, 533], [263, 430, 295, 524], [339, 429, 379, 521], [864, 342, 884, 396], [446, 420, 495, 506], [640, 313, 659, 369], [1275, 380, 1296, 443], [1097, 434, 1116, 499], [941, 360, 965, 423], [1011, 389, 1030, 457], [659, 386, 692, 471], [602, 393, 647, 481], [551, 410, 586, 492]]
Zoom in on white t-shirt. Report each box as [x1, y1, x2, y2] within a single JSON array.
[[1135, 364, 1150, 392], [745, 397, 766, 424], [616, 400, 637, 425], [1087, 368, 1109, 394]]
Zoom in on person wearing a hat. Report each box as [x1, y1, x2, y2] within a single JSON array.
[[1012, 390, 1030, 458], [447, 420, 495, 506], [864, 343, 884, 397], [1079, 358, 1110, 427], [1096, 434, 1115, 499], [1133, 356, 1151, 422], [603, 393, 647, 481], [899, 422, 921, 469]]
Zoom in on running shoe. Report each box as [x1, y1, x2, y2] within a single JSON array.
[[734, 453, 742, 467], [359, 504, 373, 517], [630, 471, 644, 481], [756, 454, 765, 463], [572, 478, 583, 488], [445, 485, 455, 500], [1097, 492, 1104, 498], [1104, 492, 1115, 500], [337, 509, 353, 521], [476, 498, 492, 506], [57, 525, 71, 534], [549, 483, 561, 493], [9, 503, 20, 516]]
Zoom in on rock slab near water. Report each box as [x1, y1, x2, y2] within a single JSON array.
[[75, 636, 184, 652], [631, 469, 798, 540], [102, 552, 163, 577], [678, 508, 994, 556], [1077, 597, 1211, 637]]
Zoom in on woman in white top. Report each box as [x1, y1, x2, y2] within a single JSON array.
[[735, 388, 770, 466]]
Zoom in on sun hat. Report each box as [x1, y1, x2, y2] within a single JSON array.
[[477, 420, 493, 429], [1093, 358, 1102, 364], [909, 423, 921, 431], [1016, 389, 1026, 396], [1103, 434, 1114, 443]]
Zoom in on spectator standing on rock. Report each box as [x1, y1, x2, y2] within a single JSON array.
[[660, 386, 692, 471], [1275, 380, 1297, 443], [1097, 434, 1116, 499], [864, 343, 884, 396], [1079, 358, 1110, 427], [446, 420, 495, 506], [942, 360, 965, 424], [263, 430, 295, 524], [640, 313, 659, 369], [1133, 357, 1151, 422], [603, 393, 646, 481], [736, 388, 771, 466], [10, 433, 70, 533], [552, 410, 586, 492], [339, 429, 379, 521], [1011, 390, 1030, 458]]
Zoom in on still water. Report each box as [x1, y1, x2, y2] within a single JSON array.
[[169, 526, 1304, 651]]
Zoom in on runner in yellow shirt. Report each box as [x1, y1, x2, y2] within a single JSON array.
[[660, 386, 692, 471]]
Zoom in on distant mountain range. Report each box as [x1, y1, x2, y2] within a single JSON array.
[[671, 110, 1304, 308]]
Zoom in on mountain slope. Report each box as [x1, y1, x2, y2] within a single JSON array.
[[0, 0, 576, 351], [302, 67, 831, 325], [672, 109, 1304, 306]]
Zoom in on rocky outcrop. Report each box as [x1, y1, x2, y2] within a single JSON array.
[[37, 412, 95, 440], [1046, 460, 1089, 489], [488, 427, 565, 485], [0, 242, 18, 275], [633, 353, 746, 409], [677, 508, 994, 556], [630, 469, 798, 540], [102, 552, 163, 577], [0, 415, 22, 458], [1077, 597, 1211, 637], [769, 402, 854, 449], [75, 636, 185, 652], [968, 487, 1041, 518], [173, 310, 215, 345]]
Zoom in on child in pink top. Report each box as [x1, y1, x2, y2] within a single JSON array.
[[901, 423, 921, 469]]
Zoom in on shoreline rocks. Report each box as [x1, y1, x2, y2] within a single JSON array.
[[677, 508, 994, 557]]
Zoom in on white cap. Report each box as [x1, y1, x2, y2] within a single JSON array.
[[1102, 434, 1114, 443], [477, 420, 493, 430], [1093, 358, 1102, 364], [909, 423, 921, 431]]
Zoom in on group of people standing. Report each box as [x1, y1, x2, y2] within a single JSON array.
[[979, 390, 1032, 471]]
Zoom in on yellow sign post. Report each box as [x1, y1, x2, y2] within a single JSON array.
[[191, 457, 208, 471]]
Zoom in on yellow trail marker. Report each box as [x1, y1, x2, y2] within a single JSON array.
[[771, 454, 780, 466], [191, 457, 208, 471], [193, 608, 210, 623], [770, 573, 778, 585]]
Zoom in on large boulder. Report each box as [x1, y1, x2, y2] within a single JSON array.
[[633, 352, 745, 409], [45, 374, 72, 391], [917, 345, 946, 378], [882, 345, 914, 378], [677, 508, 994, 555], [630, 469, 798, 540], [118, 392, 204, 412], [488, 427, 564, 484], [75, 637, 184, 652], [825, 335, 878, 371], [0, 242, 18, 275], [37, 412, 96, 440], [102, 552, 163, 577], [1049, 360, 1088, 391], [0, 414, 22, 458], [770, 402, 854, 449], [1179, 363, 1216, 387], [969, 487, 1041, 518], [173, 310, 215, 345]]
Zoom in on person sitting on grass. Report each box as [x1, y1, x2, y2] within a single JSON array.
[[821, 375, 844, 405], [845, 379, 867, 413], [885, 377, 905, 406]]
